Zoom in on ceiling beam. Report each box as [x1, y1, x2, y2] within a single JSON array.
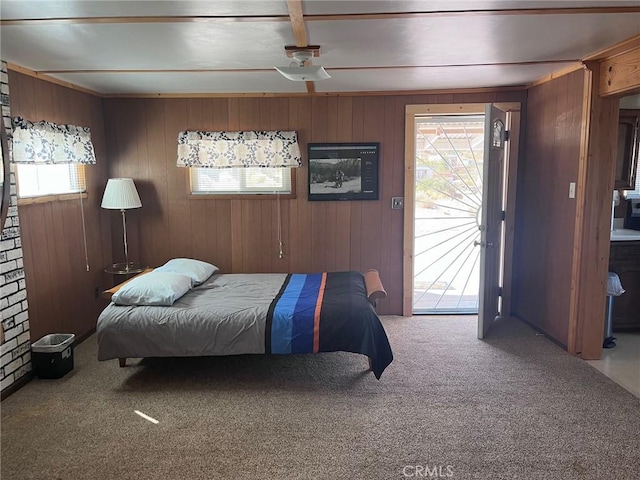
[[285, 0, 315, 94], [1, 6, 638, 26], [36, 59, 579, 75], [0, 15, 290, 26], [582, 35, 640, 96], [101, 85, 526, 99], [6, 63, 102, 96], [9, 61, 527, 99], [286, 0, 307, 47], [10, 61, 527, 98], [302, 6, 640, 21]]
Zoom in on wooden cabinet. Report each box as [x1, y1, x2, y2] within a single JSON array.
[[609, 241, 640, 332], [615, 109, 639, 189]]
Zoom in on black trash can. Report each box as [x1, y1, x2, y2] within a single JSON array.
[[31, 334, 75, 379]]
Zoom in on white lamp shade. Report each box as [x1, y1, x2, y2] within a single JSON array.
[[101, 178, 142, 210]]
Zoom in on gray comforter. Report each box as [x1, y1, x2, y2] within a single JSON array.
[[97, 273, 286, 360]]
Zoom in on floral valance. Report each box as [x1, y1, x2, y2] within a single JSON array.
[[12, 116, 96, 164], [176, 130, 302, 168]]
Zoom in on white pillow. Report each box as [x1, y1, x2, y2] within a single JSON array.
[[154, 258, 219, 286], [112, 271, 192, 306]]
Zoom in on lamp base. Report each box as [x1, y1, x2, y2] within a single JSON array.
[[104, 262, 145, 275]]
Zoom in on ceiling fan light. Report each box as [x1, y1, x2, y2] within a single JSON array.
[[274, 65, 331, 82]]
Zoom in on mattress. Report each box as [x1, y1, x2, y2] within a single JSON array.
[[97, 271, 393, 378]]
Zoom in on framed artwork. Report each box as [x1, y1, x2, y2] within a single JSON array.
[[308, 142, 380, 201]]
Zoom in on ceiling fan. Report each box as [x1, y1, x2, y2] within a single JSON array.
[[275, 49, 331, 82]]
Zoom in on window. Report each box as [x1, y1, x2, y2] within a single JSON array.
[[191, 167, 292, 195], [624, 156, 640, 198], [12, 116, 94, 199], [16, 163, 86, 198]]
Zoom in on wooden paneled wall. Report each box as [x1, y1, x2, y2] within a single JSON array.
[[512, 70, 586, 346], [104, 91, 526, 315], [9, 71, 111, 342]]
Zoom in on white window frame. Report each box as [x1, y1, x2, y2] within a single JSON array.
[[190, 167, 295, 197]]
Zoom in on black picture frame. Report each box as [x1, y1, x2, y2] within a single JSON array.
[[308, 142, 380, 201]]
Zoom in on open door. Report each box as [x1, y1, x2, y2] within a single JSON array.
[[477, 104, 507, 339]]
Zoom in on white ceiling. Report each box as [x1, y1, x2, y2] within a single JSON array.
[[1, 1, 639, 96]]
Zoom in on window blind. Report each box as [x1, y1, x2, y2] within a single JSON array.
[[16, 163, 86, 198], [191, 167, 291, 194]]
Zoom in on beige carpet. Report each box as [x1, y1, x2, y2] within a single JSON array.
[[1, 316, 639, 480]]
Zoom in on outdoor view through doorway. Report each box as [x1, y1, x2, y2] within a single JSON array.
[[412, 115, 485, 314]]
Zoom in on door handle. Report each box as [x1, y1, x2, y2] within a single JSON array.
[[474, 241, 495, 248]]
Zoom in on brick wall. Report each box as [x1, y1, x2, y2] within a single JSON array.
[[1, 60, 31, 392]]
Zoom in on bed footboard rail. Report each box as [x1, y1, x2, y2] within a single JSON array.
[[364, 269, 387, 307]]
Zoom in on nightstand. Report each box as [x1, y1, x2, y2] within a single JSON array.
[[101, 265, 152, 301], [103, 262, 147, 291], [104, 262, 146, 276]]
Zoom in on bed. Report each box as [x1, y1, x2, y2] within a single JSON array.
[[97, 266, 393, 379]]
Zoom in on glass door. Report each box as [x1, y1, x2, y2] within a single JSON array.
[[412, 115, 485, 314]]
